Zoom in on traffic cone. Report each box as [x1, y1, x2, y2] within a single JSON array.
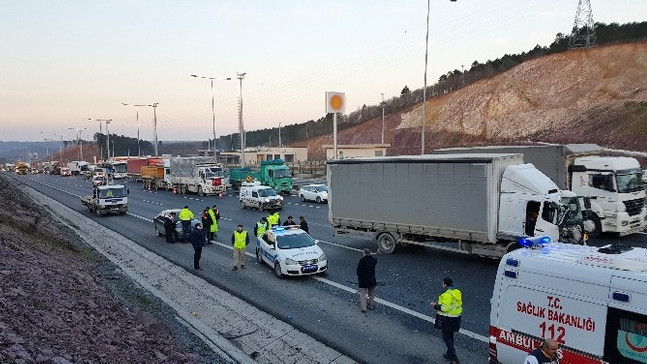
[[173, 186, 177, 194], [218, 192, 223, 199]]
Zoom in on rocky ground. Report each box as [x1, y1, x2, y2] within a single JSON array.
[[0, 174, 225, 363]]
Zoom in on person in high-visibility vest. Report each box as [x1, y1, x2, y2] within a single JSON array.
[[254, 217, 269, 238], [178, 206, 194, 241], [208, 206, 219, 242], [267, 211, 280, 227], [231, 224, 249, 271], [430, 277, 463, 364]]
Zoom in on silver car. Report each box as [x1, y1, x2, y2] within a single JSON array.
[[298, 184, 328, 204], [153, 208, 201, 241]]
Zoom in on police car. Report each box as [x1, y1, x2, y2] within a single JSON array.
[[255, 226, 328, 278]]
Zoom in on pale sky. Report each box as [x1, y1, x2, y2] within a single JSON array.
[[1, 0, 645, 142]]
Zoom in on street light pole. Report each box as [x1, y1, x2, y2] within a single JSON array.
[[122, 102, 149, 156], [152, 103, 158, 157], [422, 0, 458, 154], [381, 93, 385, 144], [237, 73, 246, 166], [89, 118, 103, 161], [105, 119, 111, 160], [191, 74, 232, 151], [278, 122, 282, 147]]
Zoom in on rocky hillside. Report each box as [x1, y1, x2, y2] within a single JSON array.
[[299, 42, 647, 159]]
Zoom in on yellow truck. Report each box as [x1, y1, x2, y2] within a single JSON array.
[[15, 162, 28, 175]]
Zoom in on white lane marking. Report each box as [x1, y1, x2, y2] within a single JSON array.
[[206, 239, 488, 344]]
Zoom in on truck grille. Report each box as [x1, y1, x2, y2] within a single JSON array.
[[623, 198, 644, 216], [298, 259, 318, 266]]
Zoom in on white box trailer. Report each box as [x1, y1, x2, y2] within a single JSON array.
[[328, 154, 585, 258], [169, 157, 226, 196]]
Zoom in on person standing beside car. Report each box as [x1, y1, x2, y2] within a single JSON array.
[[231, 224, 249, 271], [299, 216, 309, 233], [163, 212, 176, 243], [178, 205, 194, 241], [356, 248, 377, 313], [282, 216, 295, 227], [430, 277, 462, 364], [201, 208, 212, 245], [254, 217, 269, 238], [208, 205, 220, 241], [267, 211, 280, 227], [190, 223, 205, 270]]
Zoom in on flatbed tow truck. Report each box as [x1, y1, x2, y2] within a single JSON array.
[[81, 184, 129, 216]]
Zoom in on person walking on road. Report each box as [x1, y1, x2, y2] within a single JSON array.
[[282, 215, 295, 227], [254, 217, 269, 238], [201, 208, 212, 245], [163, 212, 176, 243], [208, 205, 220, 241], [356, 248, 377, 313], [267, 211, 280, 227], [190, 223, 204, 270], [524, 338, 560, 364], [231, 224, 249, 271], [299, 216, 309, 233], [430, 277, 463, 364], [178, 205, 194, 241]]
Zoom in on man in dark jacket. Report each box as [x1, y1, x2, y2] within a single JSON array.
[[299, 216, 309, 233], [163, 212, 176, 243], [190, 223, 204, 270], [356, 248, 377, 313]]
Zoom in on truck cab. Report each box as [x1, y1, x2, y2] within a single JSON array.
[[259, 160, 293, 194], [570, 156, 646, 236], [82, 184, 129, 216]]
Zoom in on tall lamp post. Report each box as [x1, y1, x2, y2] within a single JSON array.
[[191, 74, 231, 152], [68, 127, 87, 161], [422, 0, 458, 155], [121, 102, 148, 157], [278, 122, 282, 147], [237, 73, 246, 166], [381, 93, 385, 144], [90, 118, 112, 161]]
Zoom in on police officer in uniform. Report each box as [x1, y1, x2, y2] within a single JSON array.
[[254, 217, 269, 238], [231, 225, 249, 271], [430, 277, 463, 364], [178, 205, 194, 241], [267, 211, 280, 227]]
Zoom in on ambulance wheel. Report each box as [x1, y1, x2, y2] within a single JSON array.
[[274, 263, 284, 279], [256, 248, 263, 263], [377, 233, 397, 254], [588, 215, 602, 238]]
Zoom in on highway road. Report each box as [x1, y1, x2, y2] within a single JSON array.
[[9, 172, 647, 363]]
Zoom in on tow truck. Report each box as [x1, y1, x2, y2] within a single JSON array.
[[81, 184, 129, 216]]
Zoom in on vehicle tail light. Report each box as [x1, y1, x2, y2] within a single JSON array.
[[211, 178, 221, 186], [489, 326, 498, 362]]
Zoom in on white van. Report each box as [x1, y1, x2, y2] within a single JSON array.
[[490, 242, 647, 364], [239, 181, 283, 211]]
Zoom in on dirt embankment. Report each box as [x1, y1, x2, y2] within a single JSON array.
[[0, 174, 216, 363], [299, 42, 647, 159]]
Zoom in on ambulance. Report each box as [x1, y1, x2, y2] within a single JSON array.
[[489, 239, 647, 364]]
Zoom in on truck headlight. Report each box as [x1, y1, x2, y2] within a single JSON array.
[[319, 253, 327, 262], [264, 198, 270, 203], [279, 196, 284, 201], [285, 258, 298, 265]]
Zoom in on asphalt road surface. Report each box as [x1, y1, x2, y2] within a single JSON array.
[[10, 172, 647, 363]]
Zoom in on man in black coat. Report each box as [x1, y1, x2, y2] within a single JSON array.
[[190, 223, 205, 270], [299, 216, 309, 233], [163, 212, 176, 243], [356, 248, 377, 313]]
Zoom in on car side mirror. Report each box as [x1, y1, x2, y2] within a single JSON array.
[[314, 239, 320, 245]]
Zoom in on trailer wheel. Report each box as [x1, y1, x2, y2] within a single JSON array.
[[198, 186, 204, 196], [587, 215, 602, 238], [377, 233, 397, 254]]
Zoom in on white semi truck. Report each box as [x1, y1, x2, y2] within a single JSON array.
[[328, 154, 585, 258], [169, 157, 226, 196], [435, 144, 647, 236]]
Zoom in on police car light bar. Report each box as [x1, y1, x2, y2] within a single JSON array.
[[518, 236, 551, 248]]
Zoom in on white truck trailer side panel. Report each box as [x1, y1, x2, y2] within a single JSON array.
[[328, 154, 523, 243]]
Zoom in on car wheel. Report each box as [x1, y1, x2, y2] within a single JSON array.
[[274, 262, 283, 279], [155, 224, 163, 237], [256, 248, 263, 263], [300, 195, 305, 202], [377, 233, 397, 254], [316, 196, 322, 204], [259, 203, 265, 212], [240, 201, 246, 209]]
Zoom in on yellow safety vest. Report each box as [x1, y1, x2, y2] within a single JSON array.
[[178, 208, 194, 221], [234, 230, 247, 249], [208, 210, 218, 232], [267, 213, 280, 226], [437, 288, 463, 317], [256, 221, 268, 237]]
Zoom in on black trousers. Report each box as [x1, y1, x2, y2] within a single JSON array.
[[193, 246, 202, 269], [165, 227, 175, 243]]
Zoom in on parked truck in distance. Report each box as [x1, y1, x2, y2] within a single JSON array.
[[101, 161, 128, 179], [15, 162, 29, 175], [229, 159, 293, 194], [328, 154, 586, 258], [435, 144, 647, 237], [127, 157, 163, 180], [141, 160, 171, 190], [169, 157, 226, 196], [67, 161, 89, 175], [81, 184, 129, 216]]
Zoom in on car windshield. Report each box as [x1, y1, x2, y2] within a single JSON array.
[[99, 187, 126, 198], [314, 185, 328, 192], [258, 188, 278, 197], [273, 169, 291, 178], [276, 233, 314, 249], [616, 169, 643, 193]]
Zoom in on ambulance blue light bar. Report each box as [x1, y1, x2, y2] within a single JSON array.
[[518, 236, 551, 248]]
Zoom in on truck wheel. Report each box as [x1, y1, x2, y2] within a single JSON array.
[[274, 262, 284, 278], [587, 215, 602, 238], [198, 186, 204, 196], [377, 233, 397, 254]]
